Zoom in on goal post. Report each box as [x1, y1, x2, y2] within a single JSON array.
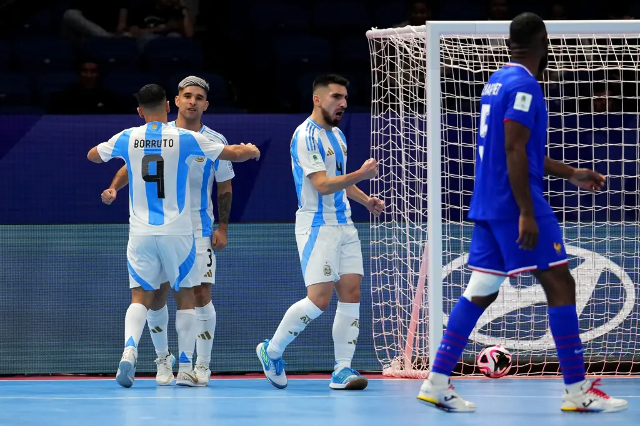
[[367, 20, 640, 378]]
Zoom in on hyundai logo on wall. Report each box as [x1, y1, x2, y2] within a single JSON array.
[[442, 245, 636, 350]]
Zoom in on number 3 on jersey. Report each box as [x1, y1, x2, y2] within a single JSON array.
[[478, 104, 490, 161], [142, 154, 165, 199]]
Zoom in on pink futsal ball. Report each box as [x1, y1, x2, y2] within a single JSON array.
[[477, 344, 512, 378]]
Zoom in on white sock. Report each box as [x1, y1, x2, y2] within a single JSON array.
[[566, 380, 587, 394], [267, 297, 323, 359], [175, 309, 197, 370], [332, 302, 360, 372], [428, 372, 450, 388], [147, 305, 170, 358], [195, 302, 216, 366], [124, 303, 148, 349]]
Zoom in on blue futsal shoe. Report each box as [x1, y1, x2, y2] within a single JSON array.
[[256, 340, 288, 389], [330, 365, 369, 390]]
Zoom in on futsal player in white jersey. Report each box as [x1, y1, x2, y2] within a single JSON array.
[[101, 76, 235, 386], [87, 84, 259, 388], [256, 74, 384, 390]]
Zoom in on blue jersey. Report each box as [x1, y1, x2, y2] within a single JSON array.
[[468, 63, 554, 220]]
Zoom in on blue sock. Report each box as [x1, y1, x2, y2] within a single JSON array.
[[548, 305, 586, 386], [431, 296, 484, 377]]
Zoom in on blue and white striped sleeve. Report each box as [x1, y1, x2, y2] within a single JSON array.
[[96, 130, 126, 162], [293, 128, 325, 177], [194, 132, 224, 162]]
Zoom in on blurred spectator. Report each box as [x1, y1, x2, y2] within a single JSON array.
[[486, 0, 509, 20], [126, 0, 194, 50], [592, 83, 615, 113], [395, 1, 433, 27], [550, 2, 569, 20], [62, 1, 129, 39], [49, 59, 121, 114]]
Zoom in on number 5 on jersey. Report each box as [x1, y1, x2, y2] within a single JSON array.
[[478, 104, 490, 161]]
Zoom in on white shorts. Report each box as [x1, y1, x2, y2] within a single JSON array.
[[127, 235, 200, 290], [196, 236, 216, 285], [295, 225, 364, 286]]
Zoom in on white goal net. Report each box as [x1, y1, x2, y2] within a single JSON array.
[[367, 22, 640, 378]]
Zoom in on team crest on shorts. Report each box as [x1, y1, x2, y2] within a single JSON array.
[[553, 242, 562, 254], [323, 264, 332, 276], [195, 157, 205, 162]]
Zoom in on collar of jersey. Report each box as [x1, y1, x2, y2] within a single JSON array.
[[306, 117, 323, 130], [504, 62, 533, 77], [168, 120, 207, 133]]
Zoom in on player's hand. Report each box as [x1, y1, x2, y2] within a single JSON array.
[[212, 228, 227, 251], [241, 143, 260, 161], [366, 197, 385, 217], [101, 188, 117, 205], [517, 214, 539, 250], [569, 169, 606, 192], [359, 158, 378, 180]]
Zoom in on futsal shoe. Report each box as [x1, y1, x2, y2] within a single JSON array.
[[329, 366, 369, 390], [417, 377, 476, 412], [561, 379, 628, 413], [256, 340, 288, 389], [194, 363, 211, 386], [154, 353, 175, 386], [116, 347, 137, 388], [176, 369, 205, 387]]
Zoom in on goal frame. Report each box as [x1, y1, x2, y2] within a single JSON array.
[[366, 19, 640, 370]]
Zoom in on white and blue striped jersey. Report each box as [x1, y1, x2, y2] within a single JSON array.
[[290, 117, 352, 234], [168, 121, 235, 238], [97, 121, 225, 236]]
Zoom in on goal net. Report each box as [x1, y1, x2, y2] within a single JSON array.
[[367, 22, 640, 378]]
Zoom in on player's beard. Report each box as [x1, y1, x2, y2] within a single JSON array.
[[321, 108, 339, 127]]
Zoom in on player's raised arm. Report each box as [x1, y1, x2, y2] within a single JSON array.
[[219, 143, 261, 162], [193, 132, 260, 162], [308, 159, 377, 196], [87, 130, 128, 163]]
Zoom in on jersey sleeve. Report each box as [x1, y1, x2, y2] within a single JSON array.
[[96, 131, 125, 162], [293, 129, 326, 177], [503, 80, 541, 130], [193, 132, 224, 162], [207, 133, 235, 182]]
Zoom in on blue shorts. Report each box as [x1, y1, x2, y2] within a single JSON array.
[[467, 215, 568, 277]]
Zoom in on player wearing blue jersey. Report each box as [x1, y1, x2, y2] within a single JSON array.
[[417, 13, 627, 413], [87, 84, 259, 388], [101, 77, 234, 386], [256, 74, 385, 390]]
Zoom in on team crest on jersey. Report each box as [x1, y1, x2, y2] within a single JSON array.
[[553, 242, 562, 254], [195, 157, 205, 162], [340, 143, 347, 154], [323, 264, 332, 276]]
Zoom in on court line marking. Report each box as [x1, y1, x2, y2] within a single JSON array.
[[0, 395, 638, 400]]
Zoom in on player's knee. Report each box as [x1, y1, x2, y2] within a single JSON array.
[[194, 284, 211, 307], [535, 264, 576, 307], [462, 271, 505, 308]]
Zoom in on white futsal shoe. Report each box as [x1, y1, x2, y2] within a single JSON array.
[[417, 377, 476, 412], [561, 379, 628, 413], [154, 353, 175, 386], [116, 347, 137, 388], [194, 363, 211, 386], [176, 368, 206, 387]]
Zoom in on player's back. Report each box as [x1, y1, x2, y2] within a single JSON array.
[[167, 121, 235, 238], [103, 122, 216, 235], [290, 118, 352, 233], [468, 63, 553, 220]]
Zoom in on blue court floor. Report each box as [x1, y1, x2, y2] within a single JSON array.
[[0, 377, 638, 426]]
